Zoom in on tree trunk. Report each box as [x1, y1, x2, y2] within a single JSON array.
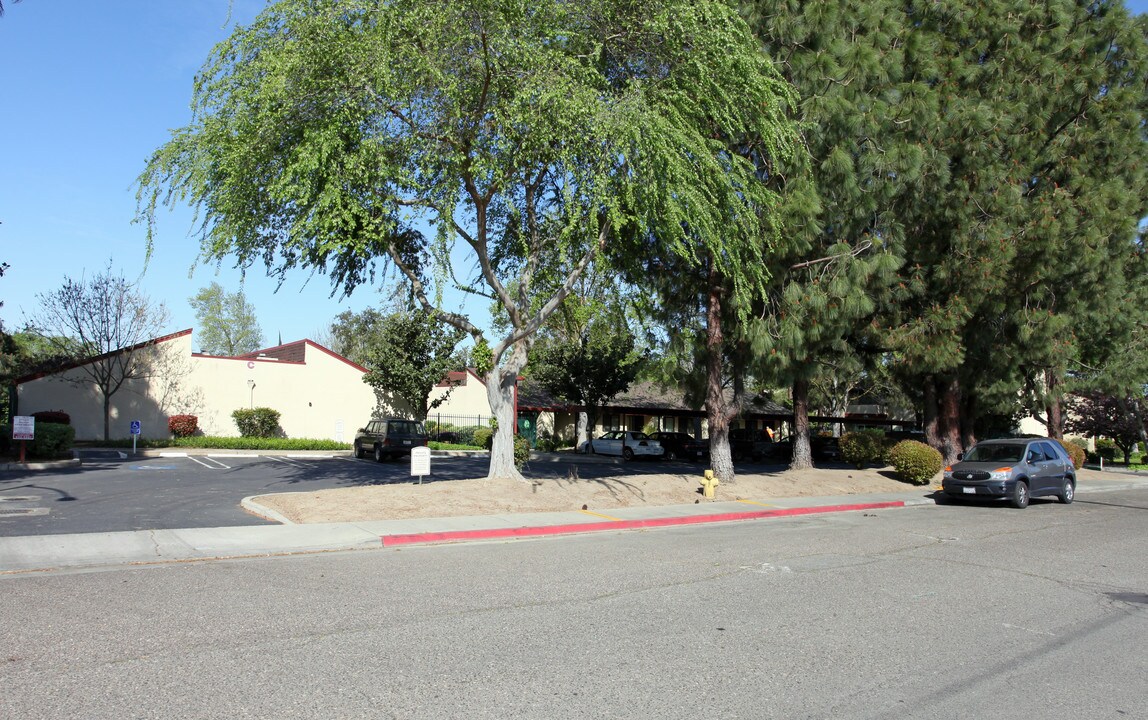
[[923, 376, 939, 450], [937, 376, 962, 465], [484, 339, 531, 482], [789, 377, 812, 470], [960, 392, 977, 451], [704, 260, 736, 484], [103, 392, 111, 442], [1044, 369, 1063, 439]]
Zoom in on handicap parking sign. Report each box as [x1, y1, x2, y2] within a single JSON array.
[[130, 420, 141, 435]]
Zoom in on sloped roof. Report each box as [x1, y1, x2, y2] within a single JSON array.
[[517, 378, 792, 418], [229, 338, 370, 373], [15, 328, 193, 384], [235, 340, 308, 364]]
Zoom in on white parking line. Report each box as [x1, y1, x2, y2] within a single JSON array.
[[265, 456, 314, 467], [187, 455, 231, 469]]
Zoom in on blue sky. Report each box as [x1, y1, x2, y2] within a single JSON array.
[[2, 1, 1148, 350], [0, 0, 483, 350]]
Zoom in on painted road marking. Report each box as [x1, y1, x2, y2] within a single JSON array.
[[0, 495, 41, 503], [0, 507, 49, 516], [578, 509, 623, 521], [266, 456, 315, 467], [737, 499, 779, 508], [187, 455, 231, 469]]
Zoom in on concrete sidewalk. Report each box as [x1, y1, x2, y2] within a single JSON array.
[[4, 474, 1145, 575]]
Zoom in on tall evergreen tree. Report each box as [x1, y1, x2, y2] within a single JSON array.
[[877, 0, 1148, 461], [741, 0, 907, 470]]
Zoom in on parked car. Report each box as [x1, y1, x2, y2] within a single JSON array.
[[729, 428, 774, 460], [811, 436, 842, 461], [941, 437, 1076, 509], [580, 431, 664, 460], [756, 435, 841, 463], [647, 431, 708, 461], [354, 418, 429, 462]]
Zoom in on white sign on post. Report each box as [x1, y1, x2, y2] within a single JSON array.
[[13, 416, 35, 441], [410, 446, 431, 484]]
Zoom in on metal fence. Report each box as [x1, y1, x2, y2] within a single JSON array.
[[424, 413, 496, 432]]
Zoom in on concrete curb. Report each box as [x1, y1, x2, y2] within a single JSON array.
[[0, 458, 82, 472], [378, 499, 916, 547]]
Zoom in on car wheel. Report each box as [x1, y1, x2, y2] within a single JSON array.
[[664, 449, 677, 462], [374, 445, 385, 463], [354, 444, 364, 459], [1010, 480, 1030, 509], [1059, 477, 1075, 504], [623, 447, 634, 461]]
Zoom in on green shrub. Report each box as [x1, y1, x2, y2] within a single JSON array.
[[168, 414, 199, 438], [231, 407, 283, 438], [1095, 438, 1118, 462], [473, 426, 493, 449], [514, 435, 531, 468], [28, 422, 76, 459], [3, 421, 75, 458], [1056, 439, 1086, 470], [888, 440, 943, 485], [840, 430, 887, 468], [454, 425, 487, 446]]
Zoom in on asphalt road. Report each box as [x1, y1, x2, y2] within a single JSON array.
[[0, 450, 748, 536], [2, 487, 1145, 719]]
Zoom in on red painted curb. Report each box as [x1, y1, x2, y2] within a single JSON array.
[[381, 500, 907, 547]]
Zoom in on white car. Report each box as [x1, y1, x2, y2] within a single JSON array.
[[581, 431, 664, 460]]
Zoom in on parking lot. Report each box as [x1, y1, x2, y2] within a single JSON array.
[[0, 450, 764, 537]]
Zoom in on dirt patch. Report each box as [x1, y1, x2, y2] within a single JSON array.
[[250, 464, 930, 524]]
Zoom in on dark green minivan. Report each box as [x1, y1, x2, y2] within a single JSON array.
[[354, 418, 429, 462]]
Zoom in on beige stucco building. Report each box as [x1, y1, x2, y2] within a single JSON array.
[[15, 329, 403, 442]]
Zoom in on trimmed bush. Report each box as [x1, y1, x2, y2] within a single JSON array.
[[28, 422, 76, 459], [1056, 439, 1085, 470], [453, 425, 487, 446], [168, 414, 199, 438], [473, 426, 493, 449], [1095, 438, 1118, 462], [514, 435, 531, 468], [32, 410, 71, 425], [231, 407, 283, 438], [888, 440, 943, 485], [840, 430, 887, 468]]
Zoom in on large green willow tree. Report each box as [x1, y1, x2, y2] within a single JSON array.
[[137, 0, 802, 481]]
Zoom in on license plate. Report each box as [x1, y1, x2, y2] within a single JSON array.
[[403, 440, 411, 445], [962, 487, 976, 494]]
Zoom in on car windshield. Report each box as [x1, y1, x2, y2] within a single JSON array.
[[964, 444, 1024, 463]]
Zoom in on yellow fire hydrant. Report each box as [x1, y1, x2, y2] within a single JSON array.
[[700, 470, 720, 499]]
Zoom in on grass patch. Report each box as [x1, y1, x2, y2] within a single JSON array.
[[430, 442, 485, 451], [76, 437, 352, 451]]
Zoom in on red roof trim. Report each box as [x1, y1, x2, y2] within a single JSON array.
[[302, 339, 370, 373], [16, 328, 193, 384]]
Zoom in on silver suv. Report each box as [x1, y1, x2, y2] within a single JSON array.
[[942, 438, 1076, 509], [354, 418, 428, 462]]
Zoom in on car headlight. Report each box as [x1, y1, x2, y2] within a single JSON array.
[[990, 467, 1012, 481], [943, 466, 953, 479]]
